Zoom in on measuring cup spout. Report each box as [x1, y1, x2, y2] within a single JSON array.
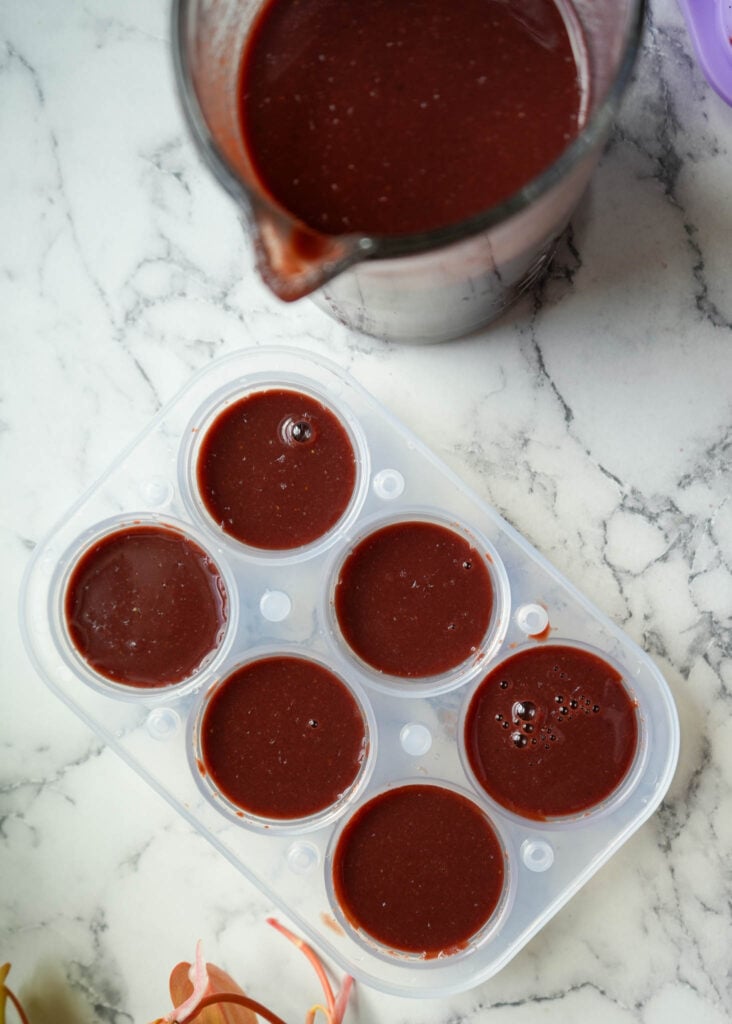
[[247, 198, 373, 302]]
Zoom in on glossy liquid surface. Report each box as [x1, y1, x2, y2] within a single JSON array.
[[464, 645, 640, 819], [333, 784, 505, 956], [200, 656, 367, 820], [335, 520, 494, 678], [64, 525, 227, 688], [240, 0, 583, 235], [196, 388, 357, 550]]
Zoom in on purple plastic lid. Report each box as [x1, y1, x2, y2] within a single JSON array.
[[679, 0, 732, 105]]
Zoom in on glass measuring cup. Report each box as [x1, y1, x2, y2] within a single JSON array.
[[172, 0, 644, 343]]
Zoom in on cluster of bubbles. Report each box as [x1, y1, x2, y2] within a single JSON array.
[[554, 693, 601, 716], [494, 681, 602, 752]]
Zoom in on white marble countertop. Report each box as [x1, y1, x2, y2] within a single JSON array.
[[2, 1, 731, 1021]]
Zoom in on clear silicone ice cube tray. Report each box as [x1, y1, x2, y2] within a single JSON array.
[[20, 347, 679, 997]]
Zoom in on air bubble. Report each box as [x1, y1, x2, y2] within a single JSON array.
[[513, 700, 536, 722], [499, 680, 509, 690], [280, 416, 316, 446], [511, 731, 528, 748], [293, 421, 312, 442]]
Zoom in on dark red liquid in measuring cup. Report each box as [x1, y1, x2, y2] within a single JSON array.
[[334, 520, 495, 678], [332, 784, 505, 956], [200, 656, 367, 820], [196, 388, 357, 550], [239, 0, 583, 235], [464, 645, 639, 820], [64, 525, 227, 688]]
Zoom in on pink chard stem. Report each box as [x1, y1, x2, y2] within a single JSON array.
[[267, 917, 349, 1022]]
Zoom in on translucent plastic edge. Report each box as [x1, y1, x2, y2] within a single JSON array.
[[17, 344, 681, 997]]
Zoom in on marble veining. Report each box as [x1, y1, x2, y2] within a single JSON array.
[[2, 0, 731, 1021]]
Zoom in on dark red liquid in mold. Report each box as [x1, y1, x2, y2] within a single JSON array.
[[240, 0, 583, 236], [64, 525, 227, 688], [464, 645, 640, 820], [335, 520, 495, 678], [332, 784, 505, 956], [196, 388, 357, 550], [200, 656, 367, 820]]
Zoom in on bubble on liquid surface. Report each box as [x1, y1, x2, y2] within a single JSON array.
[[513, 700, 536, 722], [280, 416, 315, 446], [511, 731, 528, 748]]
